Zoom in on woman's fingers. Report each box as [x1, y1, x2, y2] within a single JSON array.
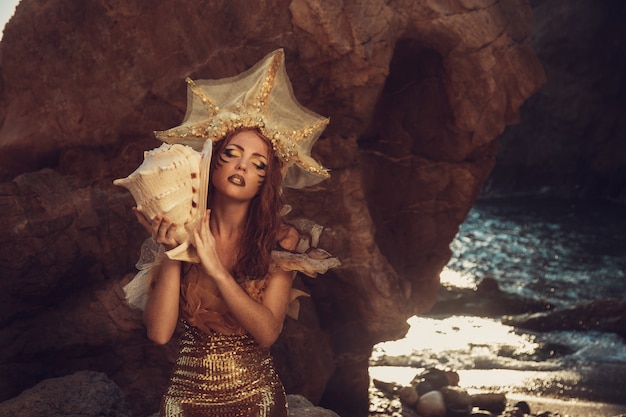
[[163, 222, 177, 241], [166, 223, 177, 235], [193, 229, 202, 248], [193, 209, 215, 251], [133, 210, 176, 243], [200, 209, 211, 238], [132, 208, 181, 250], [132, 207, 152, 233], [203, 209, 210, 229], [150, 215, 162, 239]]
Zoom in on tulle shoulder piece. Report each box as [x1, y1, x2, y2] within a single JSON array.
[[272, 218, 341, 277], [123, 238, 166, 310]]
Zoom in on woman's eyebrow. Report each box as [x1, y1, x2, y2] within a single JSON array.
[[227, 144, 244, 151]]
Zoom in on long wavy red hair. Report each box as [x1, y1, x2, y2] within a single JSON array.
[[208, 129, 285, 280]]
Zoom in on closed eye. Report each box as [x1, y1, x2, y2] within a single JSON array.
[[223, 147, 241, 158], [219, 144, 268, 173]]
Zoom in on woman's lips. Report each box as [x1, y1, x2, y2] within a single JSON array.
[[228, 174, 245, 186]]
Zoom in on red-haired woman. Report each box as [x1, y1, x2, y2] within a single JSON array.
[[122, 49, 339, 417], [135, 129, 294, 416]]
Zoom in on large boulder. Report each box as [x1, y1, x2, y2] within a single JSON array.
[[0, 0, 544, 415], [0, 371, 131, 417]]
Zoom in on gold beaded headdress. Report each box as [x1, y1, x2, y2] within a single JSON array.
[[155, 49, 331, 189]]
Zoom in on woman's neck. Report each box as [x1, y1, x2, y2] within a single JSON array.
[[208, 195, 250, 240]]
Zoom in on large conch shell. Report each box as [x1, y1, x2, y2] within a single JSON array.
[[114, 140, 212, 263]]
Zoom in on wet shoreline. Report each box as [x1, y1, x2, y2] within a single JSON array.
[[369, 294, 626, 415], [369, 196, 626, 416]]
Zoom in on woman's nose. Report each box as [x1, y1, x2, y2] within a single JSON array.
[[236, 159, 247, 172]]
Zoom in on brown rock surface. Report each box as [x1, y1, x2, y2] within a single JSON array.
[[0, 371, 132, 417], [0, 0, 544, 416]]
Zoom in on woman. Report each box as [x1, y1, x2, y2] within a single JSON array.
[[121, 50, 339, 417], [136, 129, 292, 416]]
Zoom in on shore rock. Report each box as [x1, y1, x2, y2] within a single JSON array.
[[502, 298, 626, 338], [0, 371, 131, 417], [416, 390, 446, 417], [429, 277, 553, 317], [399, 386, 420, 407], [0, 371, 338, 417], [471, 393, 508, 414], [288, 395, 341, 417], [441, 386, 473, 414]]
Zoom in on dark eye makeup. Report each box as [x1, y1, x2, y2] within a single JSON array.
[[221, 145, 267, 172]]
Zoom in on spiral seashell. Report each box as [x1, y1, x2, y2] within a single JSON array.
[[114, 140, 213, 262]]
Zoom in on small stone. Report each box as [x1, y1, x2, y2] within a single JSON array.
[[502, 407, 526, 417], [471, 392, 507, 414], [398, 386, 419, 406], [441, 386, 472, 410], [446, 408, 472, 417], [514, 401, 531, 415], [419, 368, 449, 390], [415, 390, 446, 417], [444, 370, 461, 386], [372, 378, 398, 395], [469, 411, 494, 417], [476, 276, 501, 295], [415, 380, 435, 396]]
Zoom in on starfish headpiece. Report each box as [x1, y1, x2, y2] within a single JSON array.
[[155, 49, 330, 189]]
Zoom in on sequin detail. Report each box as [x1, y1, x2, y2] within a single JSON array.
[[160, 323, 287, 417]]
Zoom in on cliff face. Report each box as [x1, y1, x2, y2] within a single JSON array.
[[0, 0, 544, 416], [487, 0, 626, 201]]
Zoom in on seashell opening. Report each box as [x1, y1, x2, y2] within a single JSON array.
[[114, 141, 213, 263]]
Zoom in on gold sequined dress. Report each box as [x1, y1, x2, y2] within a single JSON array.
[[124, 219, 340, 417], [160, 263, 287, 417]]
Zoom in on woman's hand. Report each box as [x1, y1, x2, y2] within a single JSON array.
[[193, 209, 229, 281], [132, 207, 179, 250], [193, 210, 292, 347]]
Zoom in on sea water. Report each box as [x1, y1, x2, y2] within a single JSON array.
[[370, 196, 626, 406], [447, 197, 626, 307]]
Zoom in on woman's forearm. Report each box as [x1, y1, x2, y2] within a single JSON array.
[[212, 270, 291, 348], [143, 257, 182, 344], [192, 211, 292, 347]]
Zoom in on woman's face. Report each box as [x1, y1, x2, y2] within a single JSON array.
[[211, 130, 270, 202]]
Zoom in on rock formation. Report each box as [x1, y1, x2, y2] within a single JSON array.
[[0, 0, 544, 416], [0, 371, 132, 417], [502, 298, 626, 338], [0, 370, 340, 417]]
